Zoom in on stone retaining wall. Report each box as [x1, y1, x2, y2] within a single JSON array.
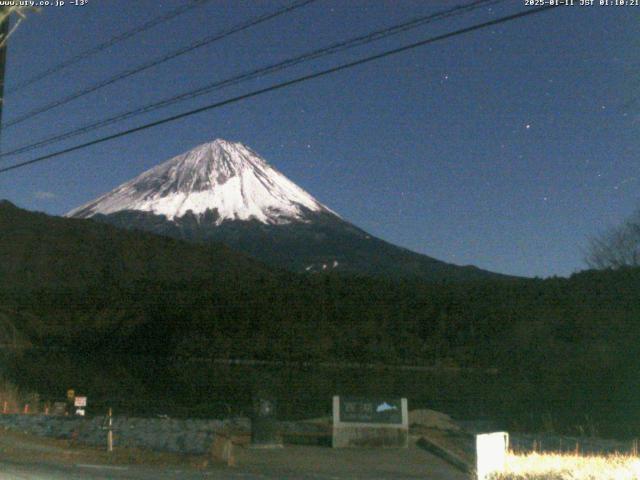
[[0, 414, 250, 454]]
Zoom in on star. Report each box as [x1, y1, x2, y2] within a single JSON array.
[[525, 124, 531, 129]]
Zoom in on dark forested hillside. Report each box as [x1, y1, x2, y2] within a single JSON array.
[[91, 209, 504, 282], [2, 200, 640, 437]]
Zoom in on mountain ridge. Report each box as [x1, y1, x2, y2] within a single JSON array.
[[67, 139, 508, 281]]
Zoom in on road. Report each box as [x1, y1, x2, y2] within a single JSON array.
[[0, 461, 216, 479], [0, 460, 465, 480], [0, 430, 467, 479]]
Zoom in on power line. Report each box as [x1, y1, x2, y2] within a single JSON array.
[[0, 4, 555, 176], [2, 0, 318, 129], [0, 0, 505, 161], [5, 0, 213, 95]]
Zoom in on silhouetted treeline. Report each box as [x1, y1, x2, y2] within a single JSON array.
[[2, 200, 639, 436]]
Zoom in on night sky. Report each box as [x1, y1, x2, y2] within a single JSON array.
[[0, 0, 637, 278]]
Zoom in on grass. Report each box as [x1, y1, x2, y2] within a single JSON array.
[[491, 451, 640, 480]]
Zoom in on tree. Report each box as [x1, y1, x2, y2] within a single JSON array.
[[586, 209, 640, 269]]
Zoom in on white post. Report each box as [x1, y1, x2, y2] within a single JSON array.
[[476, 432, 509, 480], [107, 407, 113, 452]]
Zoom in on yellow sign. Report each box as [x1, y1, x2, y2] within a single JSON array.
[[66, 389, 75, 401]]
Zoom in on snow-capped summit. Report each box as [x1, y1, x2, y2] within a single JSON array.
[[67, 139, 331, 225]]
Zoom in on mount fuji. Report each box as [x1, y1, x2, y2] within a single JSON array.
[[68, 139, 499, 281]]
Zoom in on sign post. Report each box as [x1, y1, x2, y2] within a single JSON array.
[[250, 396, 282, 448], [332, 396, 408, 448], [74, 396, 87, 416]]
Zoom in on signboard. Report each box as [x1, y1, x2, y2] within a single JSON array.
[[332, 395, 408, 448], [52, 402, 67, 416], [74, 396, 87, 407], [339, 397, 403, 424]]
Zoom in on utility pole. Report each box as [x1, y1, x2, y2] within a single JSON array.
[[0, 6, 36, 146], [0, 7, 9, 141]]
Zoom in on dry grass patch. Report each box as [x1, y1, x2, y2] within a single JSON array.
[[0, 378, 41, 414], [491, 451, 640, 480]]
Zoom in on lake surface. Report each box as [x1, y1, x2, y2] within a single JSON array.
[[8, 352, 633, 439]]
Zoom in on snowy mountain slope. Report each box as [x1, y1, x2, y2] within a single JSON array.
[[68, 139, 505, 281], [68, 139, 333, 224]]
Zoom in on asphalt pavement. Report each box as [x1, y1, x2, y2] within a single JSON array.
[[0, 459, 465, 480], [0, 429, 467, 479]]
